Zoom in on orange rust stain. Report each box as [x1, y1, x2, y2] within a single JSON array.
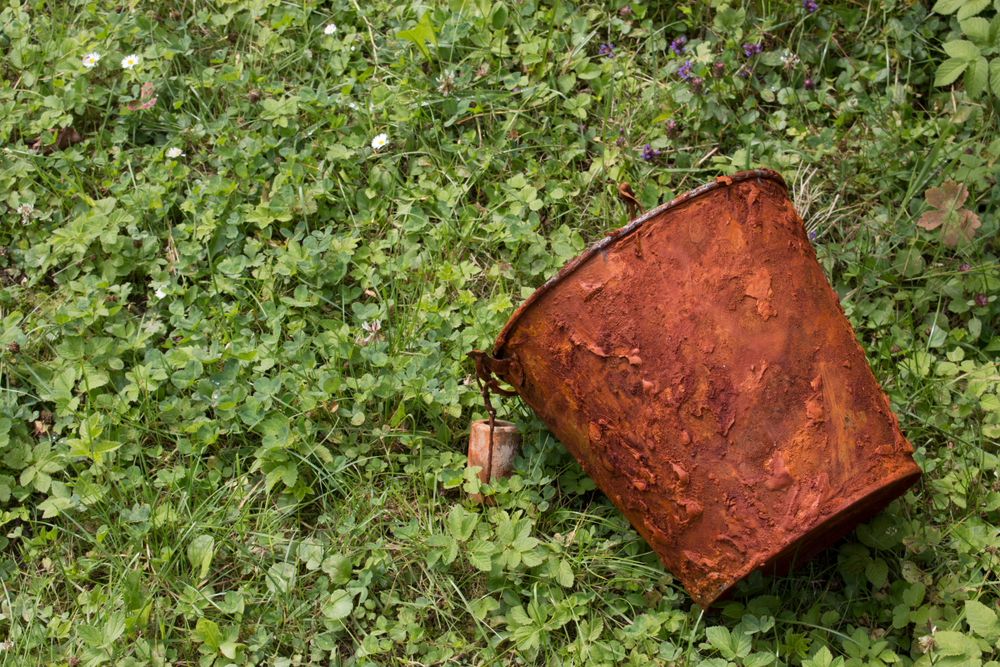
[[766, 452, 795, 490], [745, 268, 778, 320], [671, 462, 691, 488]]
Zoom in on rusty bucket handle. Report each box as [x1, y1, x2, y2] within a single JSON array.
[[467, 351, 522, 486], [618, 182, 643, 220], [614, 182, 645, 257]]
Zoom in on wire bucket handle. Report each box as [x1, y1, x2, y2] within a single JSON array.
[[466, 351, 522, 483]]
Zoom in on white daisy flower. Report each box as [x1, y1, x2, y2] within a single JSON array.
[[166, 147, 185, 158], [121, 54, 140, 69], [154, 288, 166, 300], [82, 52, 100, 68], [324, 24, 337, 35], [371, 133, 388, 150]]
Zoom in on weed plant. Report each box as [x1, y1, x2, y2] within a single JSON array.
[[0, 0, 998, 665]]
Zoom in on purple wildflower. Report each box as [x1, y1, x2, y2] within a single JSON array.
[[742, 43, 762, 58], [712, 61, 725, 78], [619, 5, 632, 17], [677, 60, 693, 82], [690, 77, 704, 94], [665, 119, 679, 138], [642, 144, 660, 161], [599, 43, 615, 58], [670, 36, 686, 56], [804, 77, 816, 90], [975, 294, 989, 307], [809, 230, 817, 241], [959, 263, 972, 272], [802, 0, 818, 12]]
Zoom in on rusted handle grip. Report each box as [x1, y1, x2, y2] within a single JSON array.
[[618, 182, 643, 221], [617, 182, 645, 257], [468, 350, 522, 393], [467, 350, 524, 489]]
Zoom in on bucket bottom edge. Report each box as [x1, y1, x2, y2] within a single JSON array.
[[689, 463, 922, 609]]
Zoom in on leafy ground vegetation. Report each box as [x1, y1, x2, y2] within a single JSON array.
[[0, 0, 999, 664]]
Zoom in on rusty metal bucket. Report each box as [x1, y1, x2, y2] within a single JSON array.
[[471, 169, 921, 608]]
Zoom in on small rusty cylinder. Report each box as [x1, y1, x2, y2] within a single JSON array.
[[467, 420, 521, 503], [478, 169, 921, 608]]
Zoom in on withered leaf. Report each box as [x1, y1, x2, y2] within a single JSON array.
[[28, 127, 84, 155], [917, 179, 981, 248], [125, 82, 157, 110], [924, 178, 968, 212]]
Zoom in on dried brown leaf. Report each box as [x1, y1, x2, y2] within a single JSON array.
[[917, 179, 980, 248], [126, 82, 157, 110], [28, 127, 84, 155], [916, 210, 942, 231], [942, 210, 981, 247], [923, 179, 968, 212]]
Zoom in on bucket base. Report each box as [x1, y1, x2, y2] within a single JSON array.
[[699, 462, 921, 606]]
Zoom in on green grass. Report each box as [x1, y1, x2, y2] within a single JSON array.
[[0, 0, 999, 665]]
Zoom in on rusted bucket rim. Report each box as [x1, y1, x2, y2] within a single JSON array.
[[493, 169, 788, 356]]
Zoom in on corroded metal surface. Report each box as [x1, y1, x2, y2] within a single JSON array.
[[481, 170, 921, 608]]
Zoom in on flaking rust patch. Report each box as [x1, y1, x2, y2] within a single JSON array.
[[746, 183, 760, 228], [681, 499, 703, 520], [569, 329, 608, 357], [766, 451, 795, 490], [671, 462, 690, 488], [580, 279, 607, 301], [723, 210, 746, 249], [745, 268, 778, 320], [740, 360, 769, 392]]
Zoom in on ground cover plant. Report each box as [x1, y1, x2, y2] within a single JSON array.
[[0, 0, 998, 664]]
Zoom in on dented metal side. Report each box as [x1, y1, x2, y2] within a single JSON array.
[[487, 171, 921, 607]]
